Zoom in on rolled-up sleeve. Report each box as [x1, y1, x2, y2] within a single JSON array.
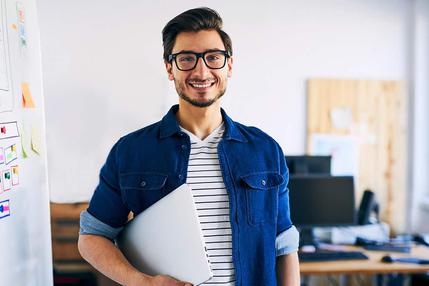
[[275, 225, 300, 256], [80, 210, 123, 240]]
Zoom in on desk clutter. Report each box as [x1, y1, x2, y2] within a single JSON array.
[[356, 237, 411, 253], [299, 250, 368, 262], [299, 226, 429, 262], [317, 223, 390, 245]]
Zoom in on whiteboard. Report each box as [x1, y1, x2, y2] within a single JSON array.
[[0, 0, 52, 285]]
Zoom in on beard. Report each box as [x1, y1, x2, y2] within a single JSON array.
[[174, 78, 227, 108]]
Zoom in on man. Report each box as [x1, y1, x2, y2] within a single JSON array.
[[78, 7, 300, 286]]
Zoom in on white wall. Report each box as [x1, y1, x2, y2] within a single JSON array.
[[410, 0, 429, 233], [36, 0, 413, 202]]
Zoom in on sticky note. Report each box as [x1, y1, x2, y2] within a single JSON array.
[[0, 147, 4, 164], [0, 200, 10, 219], [21, 144, 28, 158], [3, 170, 11, 191], [21, 123, 31, 158], [11, 24, 17, 30], [5, 144, 17, 165], [31, 125, 42, 155], [11, 166, 19, 186], [21, 82, 35, 108]]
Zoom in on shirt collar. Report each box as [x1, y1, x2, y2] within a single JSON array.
[[159, 105, 247, 142]]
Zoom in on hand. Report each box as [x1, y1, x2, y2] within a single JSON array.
[[150, 275, 193, 286]]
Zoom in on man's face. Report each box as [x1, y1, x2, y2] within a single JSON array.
[[166, 30, 233, 108]]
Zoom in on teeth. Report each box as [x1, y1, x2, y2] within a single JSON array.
[[190, 82, 213, 88]]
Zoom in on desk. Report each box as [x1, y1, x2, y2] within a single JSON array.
[[300, 245, 429, 286], [300, 245, 429, 274]]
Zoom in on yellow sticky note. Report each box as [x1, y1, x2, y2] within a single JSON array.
[[31, 125, 42, 155], [21, 133, 28, 158], [11, 24, 17, 30], [21, 82, 36, 108], [11, 166, 19, 186], [21, 145, 27, 158], [20, 123, 31, 158]]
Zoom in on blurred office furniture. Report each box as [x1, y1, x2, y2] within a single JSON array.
[[300, 245, 429, 286], [325, 223, 390, 245], [307, 79, 407, 232], [50, 203, 140, 286], [289, 175, 429, 285], [288, 175, 356, 248], [285, 155, 331, 175], [51, 203, 98, 286], [357, 190, 380, 225]]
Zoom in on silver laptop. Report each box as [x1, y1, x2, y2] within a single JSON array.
[[116, 184, 213, 285]]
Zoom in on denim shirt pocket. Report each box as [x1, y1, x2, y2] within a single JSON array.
[[119, 172, 168, 214], [241, 171, 284, 225]]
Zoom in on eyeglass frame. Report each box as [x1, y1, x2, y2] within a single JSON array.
[[168, 50, 230, 71]]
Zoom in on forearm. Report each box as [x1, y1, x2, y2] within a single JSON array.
[[78, 234, 151, 286], [276, 252, 300, 286]]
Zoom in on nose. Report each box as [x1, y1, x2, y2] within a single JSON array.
[[192, 57, 210, 77]]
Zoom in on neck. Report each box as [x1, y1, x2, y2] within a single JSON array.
[[176, 100, 223, 140]]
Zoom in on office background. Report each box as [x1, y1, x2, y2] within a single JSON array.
[[36, 0, 429, 233]]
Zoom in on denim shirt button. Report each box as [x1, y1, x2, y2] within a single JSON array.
[[140, 181, 147, 187], [261, 179, 266, 186], [178, 174, 183, 180], [181, 145, 186, 150]]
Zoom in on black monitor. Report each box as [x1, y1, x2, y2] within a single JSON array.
[[285, 155, 331, 175], [288, 175, 356, 247]]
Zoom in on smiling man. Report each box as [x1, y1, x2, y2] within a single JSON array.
[[78, 7, 300, 286], [168, 31, 230, 107]]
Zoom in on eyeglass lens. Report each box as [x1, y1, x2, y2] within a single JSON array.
[[176, 51, 226, 71]]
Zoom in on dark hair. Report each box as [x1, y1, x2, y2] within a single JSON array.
[[162, 7, 233, 62]]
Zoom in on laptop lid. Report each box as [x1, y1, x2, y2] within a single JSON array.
[[116, 184, 213, 285]]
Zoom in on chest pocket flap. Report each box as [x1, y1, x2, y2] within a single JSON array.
[[241, 171, 284, 225], [120, 172, 168, 213], [241, 172, 284, 190], [120, 172, 167, 191]]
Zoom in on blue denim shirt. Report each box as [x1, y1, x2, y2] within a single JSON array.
[[84, 105, 298, 286]]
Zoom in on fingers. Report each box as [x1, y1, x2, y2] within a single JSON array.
[[153, 274, 193, 286]]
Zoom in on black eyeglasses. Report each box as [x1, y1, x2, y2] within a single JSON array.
[[168, 50, 230, 71]]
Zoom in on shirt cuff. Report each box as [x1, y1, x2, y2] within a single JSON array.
[[79, 210, 123, 240], [275, 225, 300, 256]]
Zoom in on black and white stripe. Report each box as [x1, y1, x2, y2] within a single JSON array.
[[181, 123, 236, 286]]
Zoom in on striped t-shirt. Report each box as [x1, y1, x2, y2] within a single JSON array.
[[180, 123, 236, 286]]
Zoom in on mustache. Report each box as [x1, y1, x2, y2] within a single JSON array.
[[187, 77, 216, 83]]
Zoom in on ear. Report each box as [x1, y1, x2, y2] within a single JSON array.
[[227, 56, 233, 78], [165, 61, 174, 81]]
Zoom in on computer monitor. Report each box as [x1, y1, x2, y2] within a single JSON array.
[[285, 155, 331, 175], [288, 175, 356, 247]]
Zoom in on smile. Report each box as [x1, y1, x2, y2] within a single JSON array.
[[188, 80, 216, 89]]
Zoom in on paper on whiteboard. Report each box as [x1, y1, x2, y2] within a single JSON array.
[[0, 2, 9, 91], [31, 124, 41, 154], [311, 134, 359, 177], [22, 82, 36, 107], [330, 107, 352, 130], [0, 1, 13, 112]]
